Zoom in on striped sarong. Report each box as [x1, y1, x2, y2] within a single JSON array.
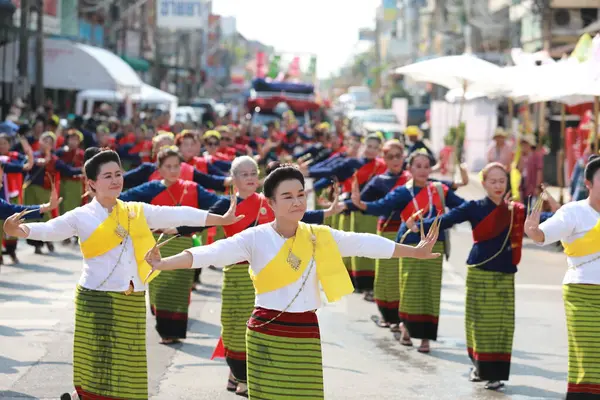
[[74, 285, 147, 399], [149, 235, 195, 340], [564, 284, 600, 399], [246, 307, 324, 399], [221, 263, 255, 383], [398, 241, 445, 340], [465, 267, 515, 381], [350, 212, 378, 291], [60, 178, 83, 215], [338, 212, 352, 272], [374, 230, 401, 324]]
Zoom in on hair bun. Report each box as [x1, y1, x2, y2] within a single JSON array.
[[84, 147, 101, 163]]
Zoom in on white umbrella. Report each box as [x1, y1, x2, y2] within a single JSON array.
[[393, 54, 502, 90]]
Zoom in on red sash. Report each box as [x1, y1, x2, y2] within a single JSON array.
[[45, 155, 61, 218], [149, 162, 194, 182], [342, 158, 387, 193], [472, 202, 526, 265], [393, 171, 412, 189], [6, 152, 23, 203], [222, 193, 274, 237], [129, 141, 153, 163], [60, 148, 84, 180], [150, 179, 199, 207], [399, 181, 446, 222], [190, 156, 208, 174]]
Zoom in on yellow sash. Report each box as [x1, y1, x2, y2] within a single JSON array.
[[562, 219, 600, 258], [79, 200, 159, 284], [250, 222, 354, 303]]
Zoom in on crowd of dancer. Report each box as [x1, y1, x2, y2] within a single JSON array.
[[0, 106, 599, 400]]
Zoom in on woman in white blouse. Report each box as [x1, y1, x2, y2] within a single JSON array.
[[145, 164, 441, 400], [525, 155, 600, 400], [4, 149, 240, 400]]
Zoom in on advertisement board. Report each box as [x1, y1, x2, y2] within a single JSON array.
[[156, 0, 205, 29]]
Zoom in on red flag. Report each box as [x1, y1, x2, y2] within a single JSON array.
[[211, 336, 225, 360]]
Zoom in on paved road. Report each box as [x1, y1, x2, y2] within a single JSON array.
[[0, 183, 571, 399]]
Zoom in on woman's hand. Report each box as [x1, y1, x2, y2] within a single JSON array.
[[3, 210, 32, 238], [207, 189, 245, 226], [524, 208, 545, 243], [350, 175, 367, 211], [412, 213, 441, 259], [143, 246, 162, 283], [406, 209, 424, 233], [39, 188, 63, 214], [324, 184, 345, 217]]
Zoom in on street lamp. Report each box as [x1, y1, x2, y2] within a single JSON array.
[[0, 0, 16, 118]]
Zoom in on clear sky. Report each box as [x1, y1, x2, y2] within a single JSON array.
[[211, 0, 379, 79]]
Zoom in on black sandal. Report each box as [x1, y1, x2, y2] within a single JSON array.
[[371, 315, 390, 328], [227, 378, 237, 392], [363, 291, 375, 302], [485, 381, 504, 390]]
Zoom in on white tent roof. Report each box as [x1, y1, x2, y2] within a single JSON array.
[[76, 84, 176, 104], [0, 38, 142, 94], [133, 84, 177, 104]]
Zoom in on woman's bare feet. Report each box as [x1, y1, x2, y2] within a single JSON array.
[[160, 338, 181, 345], [399, 323, 413, 346], [418, 339, 430, 353], [235, 382, 248, 397]]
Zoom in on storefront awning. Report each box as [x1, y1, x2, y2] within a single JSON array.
[[121, 55, 150, 72], [0, 38, 142, 94]]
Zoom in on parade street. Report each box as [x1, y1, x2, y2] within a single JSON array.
[[0, 183, 570, 400]]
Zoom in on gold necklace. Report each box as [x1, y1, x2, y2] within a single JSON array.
[[273, 223, 302, 271], [114, 203, 128, 239]]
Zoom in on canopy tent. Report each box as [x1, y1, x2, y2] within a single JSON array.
[[76, 84, 178, 122], [0, 38, 142, 94]]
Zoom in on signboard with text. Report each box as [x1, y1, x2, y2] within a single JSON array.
[[156, 0, 205, 30]]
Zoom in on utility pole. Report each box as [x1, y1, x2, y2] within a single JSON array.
[[537, 0, 552, 139], [174, 31, 181, 97], [374, 16, 382, 94], [17, 0, 29, 102], [34, 0, 43, 108]]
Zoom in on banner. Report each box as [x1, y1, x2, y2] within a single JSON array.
[[267, 55, 281, 79], [382, 0, 398, 22], [359, 28, 376, 41], [156, 0, 205, 30]]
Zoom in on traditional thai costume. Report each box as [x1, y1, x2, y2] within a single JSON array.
[[24, 199, 209, 399], [360, 180, 464, 340], [358, 171, 411, 324], [538, 200, 600, 399], [186, 222, 396, 399], [123, 161, 228, 191], [0, 154, 27, 258], [420, 198, 552, 383], [185, 155, 231, 175], [120, 179, 223, 340], [24, 151, 81, 250], [313, 156, 387, 274], [56, 147, 85, 217], [200, 194, 326, 387]]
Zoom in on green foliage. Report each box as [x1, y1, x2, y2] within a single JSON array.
[[446, 122, 466, 160]]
